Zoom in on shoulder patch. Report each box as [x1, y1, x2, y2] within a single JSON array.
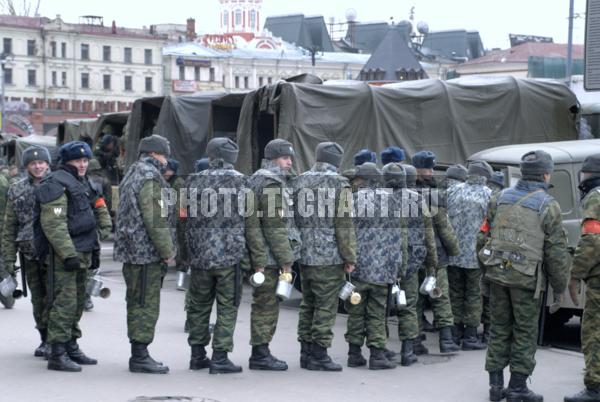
[[35, 181, 64, 204]]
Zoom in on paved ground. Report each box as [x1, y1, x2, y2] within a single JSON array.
[[0, 244, 586, 402]]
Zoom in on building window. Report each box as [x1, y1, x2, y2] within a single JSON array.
[[27, 69, 36, 86], [50, 41, 57, 57], [235, 9, 242, 26], [258, 76, 264, 87], [61, 42, 66, 58], [145, 77, 152, 92], [61, 71, 67, 86], [103, 45, 111, 62], [81, 73, 89, 89], [103, 74, 111, 90], [81, 44, 89, 60], [51, 71, 57, 86], [144, 49, 152, 65], [209, 67, 215, 82], [250, 10, 256, 29], [27, 40, 36, 56], [244, 76, 249, 89], [124, 75, 132, 91], [223, 12, 229, 27], [194, 66, 200, 81], [179, 65, 185, 80], [3, 38, 12, 54], [235, 76, 240, 88], [124, 47, 132, 64], [3, 68, 12, 85]]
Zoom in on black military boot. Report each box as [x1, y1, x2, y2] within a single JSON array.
[[249, 344, 288, 371], [300, 341, 312, 369], [489, 370, 508, 402], [452, 323, 465, 345], [369, 347, 396, 370], [209, 350, 242, 374], [462, 326, 487, 351], [129, 342, 169, 374], [47, 343, 82, 372], [383, 347, 398, 363], [413, 336, 429, 355], [307, 344, 342, 372], [564, 387, 600, 402], [507, 372, 543, 402], [439, 326, 460, 353], [184, 319, 189, 333], [400, 339, 418, 367], [35, 328, 48, 357], [347, 344, 366, 367], [189, 345, 210, 370], [66, 339, 97, 365]]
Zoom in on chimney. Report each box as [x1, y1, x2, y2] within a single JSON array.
[[111, 20, 117, 34], [186, 18, 196, 41]]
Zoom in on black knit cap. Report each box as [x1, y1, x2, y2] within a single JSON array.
[[354, 162, 381, 181]]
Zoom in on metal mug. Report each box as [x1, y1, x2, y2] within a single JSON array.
[[419, 275, 437, 296], [339, 281, 356, 301], [0, 276, 17, 298], [86, 276, 111, 299], [349, 291, 362, 305], [176, 270, 190, 291], [391, 284, 407, 307], [429, 286, 442, 299], [275, 272, 295, 300], [250, 271, 265, 288]]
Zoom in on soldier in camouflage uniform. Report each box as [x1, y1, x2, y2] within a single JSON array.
[[478, 150, 570, 402], [345, 162, 403, 370], [114, 135, 175, 374], [1, 146, 50, 354], [0, 164, 12, 309], [293, 141, 357, 372], [353, 149, 377, 166], [447, 161, 493, 351], [384, 163, 437, 366], [34, 141, 112, 372], [413, 151, 461, 354], [164, 158, 187, 275], [246, 139, 301, 371], [440, 164, 467, 193], [185, 138, 264, 375], [565, 154, 600, 402]]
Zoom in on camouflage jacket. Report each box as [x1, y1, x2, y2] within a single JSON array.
[[571, 182, 600, 281], [415, 178, 460, 267], [478, 180, 570, 294], [185, 159, 255, 270], [352, 184, 403, 285], [394, 188, 437, 276], [447, 175, 492, 269], [247, 159, 301, 268], [292, 162, 357, 266], [2, 175, 39, 265], [113, 158, 176, 264]]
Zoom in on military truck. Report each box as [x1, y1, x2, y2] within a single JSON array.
[[468, 138, 600, 342]]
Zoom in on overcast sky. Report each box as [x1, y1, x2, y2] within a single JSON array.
[[34, 0, 587, 50]]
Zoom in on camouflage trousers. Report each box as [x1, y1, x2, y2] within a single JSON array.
[[485, 282, 542, 376], [344, 279, 388, 349], [47, 253, 89, 344], [187, 266, 239, 352], [481, 295, 491, 327], [417, 266, 454, 329], [583, 276, 600, 389], [250, 267, 280, 346], [123, 262, 166, 345], [397, 269, 419, 341], [297, 264, 345, 348], [447, 266, 482, 327], [24, 257, 49, 331]]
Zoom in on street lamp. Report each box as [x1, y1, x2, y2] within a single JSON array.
[[0, 52, 14, 133]]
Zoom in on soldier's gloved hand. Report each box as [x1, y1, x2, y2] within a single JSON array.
[[480, 276, 491, 298], [63, 257, 81, 272]]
